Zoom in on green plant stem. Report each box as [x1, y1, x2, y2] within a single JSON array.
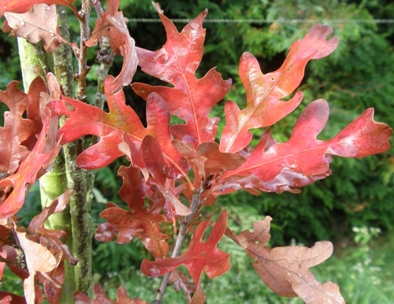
[[50, 5, 78, 302], [156, 189, 203, 302], [17, 38, 53, 91], [16, 36, 77, 302], [61, 0, 95, 296], [39, 155, 75, 303]]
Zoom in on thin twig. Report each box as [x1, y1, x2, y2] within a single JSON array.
[[155, 188, 203, 302]]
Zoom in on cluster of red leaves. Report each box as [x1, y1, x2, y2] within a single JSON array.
[[0, 0, 392, 304]]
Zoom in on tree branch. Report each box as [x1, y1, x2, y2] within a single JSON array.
[[155, 188, 203, 302]]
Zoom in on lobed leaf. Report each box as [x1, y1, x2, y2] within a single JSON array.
[[219, 99, 392, 193], [132, 3, 231, 148], [220, 24, 339, 153], [141, 210, 230, 301], [144, 93, 189, 179], [48, 76, 145, 169], [86, 0, 138, 94], [0, 110, 60, 219], [0, 82, 34, 176], [96, 166, 170, 258], [3, 4, 78, 54], [226, 217, 345, 303]]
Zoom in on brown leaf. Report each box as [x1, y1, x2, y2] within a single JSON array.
[[16, 231, 56, 304], [227, 217, 345, 303], [3, 4, 78, 54]]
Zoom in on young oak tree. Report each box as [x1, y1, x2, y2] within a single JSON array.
[[0, 0, 392, 303]]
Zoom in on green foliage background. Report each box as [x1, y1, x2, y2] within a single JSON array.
[[0, 0, 393, 302]]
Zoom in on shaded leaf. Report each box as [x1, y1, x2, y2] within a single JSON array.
[[86, 0, 138, 94], [0, 111, 60, 219], [144, 92, 188, 180], [141, 210, 230, 287], [132, 3, 231, 148], [28, 189, 77, 266], [169, 270, 196, 302], [226, 217, 345, 303], [0, 82, 34, 176], [220, 24, 339, 153], [96, 166, 170, 258]]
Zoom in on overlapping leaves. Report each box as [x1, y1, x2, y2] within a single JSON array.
[[0, 1, 391, 303]]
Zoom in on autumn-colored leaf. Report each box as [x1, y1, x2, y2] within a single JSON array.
[[48, 76, 145, 169], [0, 0, 77, 17], [0, 292, 26, 304], [226, 216, 345, 303], [141, 210, 230, 290], [173, 140, 245, 189], [220, 24, 339, 153], [3, 4, 78, 54], [74, 283, 147, 304], [96, 166, 170, 258], [144, 92, 188, 180], [219, 99, 392, 193], [132, 3, 231, 148], [0, 82, 34, 176], [16, 231, 57, 304], [0, 110, 60, 219], [86, 0, 138, 94], [27, 189, 77, 266]]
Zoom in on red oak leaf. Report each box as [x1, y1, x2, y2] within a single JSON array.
[[48, 76, 145, 169], [86, 0, 138, 94], [132, 3, 231, 148], [173, 140, 245, 191], [3, 4, 78, 54], [0, 0, 77, 17], [0, 110, 60, 219], [141, 210, 230, 292], [219, 99, 392, 193], [96, 166, 170, 258], [220, 24, 339, 153], [226, 217, 345, 303], [144, 92, 189, 180], [74, 283, 147, 304], [0, 82, 34, 176], [49, 78, 190, 185]]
